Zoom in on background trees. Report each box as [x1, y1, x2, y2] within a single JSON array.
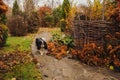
[[23, 0, 40, 33], [60, 0, 71, 32], [38, 5, 52, 27], [61, 0, 71, 19], [52, 6, 62, 27], [23, 0, 35, 16], [2, 0, 120, 33], [7, 0, 28, 36], [87, 0, 103, 20], [12, 0, 21, 15]]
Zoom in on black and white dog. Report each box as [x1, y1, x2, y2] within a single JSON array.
[[35, 38, 48, 55]]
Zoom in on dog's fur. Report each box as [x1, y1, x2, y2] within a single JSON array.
[[35, 38, 48, 55]]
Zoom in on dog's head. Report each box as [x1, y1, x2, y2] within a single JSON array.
[[35, 38, 47, 50]]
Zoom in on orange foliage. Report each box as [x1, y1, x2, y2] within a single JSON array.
[[0, 61, 9, 71], [0, 51, 32, 73], [78, 43, 105, 66], [84, 43, 97, 49], [48, 36, 120, 70], [38, 6, 52, 17], [0, 0, 8, 13], [47, 42, 68, 59], [109, 45, 120, 67], [70, 48, 79, 56], [115, 32, 120, 39], [54, 45, 68, 59], [107, 44, 113, 52], [114, 60, 120, 67], [38, 5, 52, 27], [47, 42, 58, 55], [55, 48, 67, 60]]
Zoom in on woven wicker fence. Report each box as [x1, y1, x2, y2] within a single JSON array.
[[73, 20, 114, 49]]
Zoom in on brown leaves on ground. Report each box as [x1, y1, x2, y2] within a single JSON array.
[[47, 42, 68, 59], [47, 41, 80, 59], [0, 51, 32, 73]]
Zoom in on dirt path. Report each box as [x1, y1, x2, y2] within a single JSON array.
[[31, 28, 120, 80], [33, 54, 120, 80]]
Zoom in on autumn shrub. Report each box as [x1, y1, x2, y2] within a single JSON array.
[[0, 0, 8, 47], [100, 33, 120, 70], [7, 15, 28, 36], [0, 24, 8, 47], [77, 40, 120, 71], [103, 34, 120, 53], [38, 6, 52, 27], [0, 0, 8, 14], [109, 45, 120, 68], [78, 43, 105, 66]]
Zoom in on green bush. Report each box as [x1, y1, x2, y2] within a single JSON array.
[[60, 19, 66, 32], [52, 32, 74, 48], [52, 6, 62, 27], [44, 13, 53, 27], [0, 24, 8, 47], [7, 15, 28, 36]]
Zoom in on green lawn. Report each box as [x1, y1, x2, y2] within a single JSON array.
[[1, 35, 33, 53]]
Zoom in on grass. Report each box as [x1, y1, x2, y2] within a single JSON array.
[[1, 34, 33, 53], [2, 62, 42, 80], [13, 62, 42, 80]]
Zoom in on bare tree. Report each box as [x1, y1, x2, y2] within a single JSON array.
[[45, 0, 61, 8], [3, 0, 12, 5], [23, 0, 40, 33], [87, 0, 92, 21], [23, 0, 35, 15]]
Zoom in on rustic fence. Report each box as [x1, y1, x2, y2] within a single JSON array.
[[73, 20, 114, 49]]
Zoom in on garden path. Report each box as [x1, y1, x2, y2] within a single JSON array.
[[31, 28, 120, 80]]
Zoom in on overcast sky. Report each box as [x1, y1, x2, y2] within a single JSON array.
[[4, 0, 89, 8]]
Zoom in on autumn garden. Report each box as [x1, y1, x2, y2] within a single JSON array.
[[0, 0, 120, 80]]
